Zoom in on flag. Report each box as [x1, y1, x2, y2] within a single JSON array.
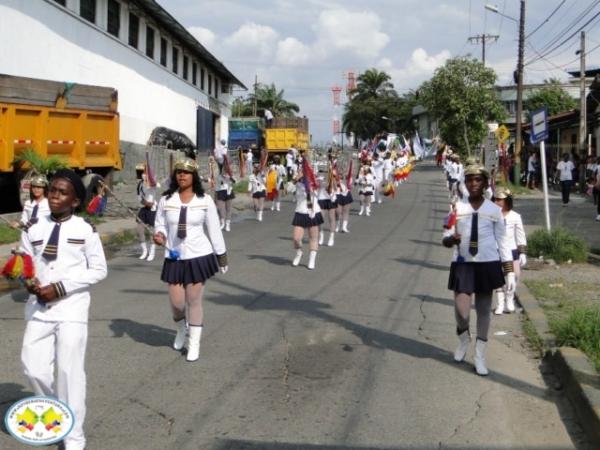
[[258, 148, 268, 171], [302, 158, 318, 192], [145, 152, 157, 187], [345, 159, 353, 190], [223, 153, 234, 179], [443, 210, 457, 229]]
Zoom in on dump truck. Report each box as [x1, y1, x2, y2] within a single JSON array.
[[264, 116, 309, 157], [0, 74, 121, 211], [228, 117, 263, 150]]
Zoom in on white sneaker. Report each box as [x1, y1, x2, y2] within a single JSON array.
[[292, 249, 303, 266]]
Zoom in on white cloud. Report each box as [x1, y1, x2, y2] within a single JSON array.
[[187, 26, 217, 51], [224, 22, 279, 59], [315, 9, 389, 59], [383, 48, 451, 89], [276, 37, 312, 66]]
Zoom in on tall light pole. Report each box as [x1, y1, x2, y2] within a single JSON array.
[[486, 2, 525, 183]]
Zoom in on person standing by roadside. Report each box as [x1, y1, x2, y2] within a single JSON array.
[[442, 164, 515, 376], [12, 174, 50, 230], [556, 153, 575, 206], [527, 152, 538, 189], [153, 158, 227, 362]]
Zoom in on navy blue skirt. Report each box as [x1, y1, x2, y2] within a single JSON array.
[[337, 192, 353, 206], [318, 199, 337, 210], [292, 212, 324, 228], [252, 191, 266, 199], [137, 207, 156, 226], [161, 254, 219, 285], [448, 261, 505, 294], [216, 190, 235, 201]]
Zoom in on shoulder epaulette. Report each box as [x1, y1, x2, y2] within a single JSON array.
[[83, 217, 98, 233]]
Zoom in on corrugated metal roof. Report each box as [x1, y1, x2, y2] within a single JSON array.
[[132, 0, 246, 90]]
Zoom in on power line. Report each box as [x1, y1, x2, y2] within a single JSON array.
[[525, 0, 566, 39]]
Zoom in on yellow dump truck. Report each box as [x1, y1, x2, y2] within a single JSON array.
[[264, 117, 309, 157], [0, 74, 121, 210]]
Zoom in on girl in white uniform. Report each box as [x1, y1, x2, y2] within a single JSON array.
[[442, 164, 515, 376], [248, 166, 266, 222], [13, 174, 50, 229], [371, 153, 385, 204], [291, 169, 324, 269], [135, 163, 160, 261], [21, 169, 107, 450], [154, 158, 228, 362], [356, 166, 374, 216], [317, 170, 338, 247], [215, 171, 235, 232], [492, 187, 527, 314]]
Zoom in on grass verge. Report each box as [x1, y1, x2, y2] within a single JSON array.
[[525, 278, 600, 372], [527, 228, 589, 263], [0, 224, 21, 245], [521, 315, 544, 357]]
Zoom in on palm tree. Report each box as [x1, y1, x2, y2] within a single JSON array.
[[351, 69, 395, 100], [247, 83, 300, 117]]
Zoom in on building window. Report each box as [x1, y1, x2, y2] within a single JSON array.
[[192, 63, 198, 85], [183, 56, 188, 80], [208, 74, 212, 95], [146, 26, 155, 59], [53, 0, 66, 6], [201, 68, 205, 90], [172, 47, 179, 74], [107, 0, 120, 37], [215, 78, 218, 98], [128, 12, 139, 48], [80, 0, 96, 23], [160, 38, 167, 66]]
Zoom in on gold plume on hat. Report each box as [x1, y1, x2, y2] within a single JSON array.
[[173, 157, 199, 172], [463, 163, 489, 179], [135, 162, 146, 171], [30, 174, 48, 187], [493, 186, 512, 199]]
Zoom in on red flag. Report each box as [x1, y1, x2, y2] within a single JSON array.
[[223, 153, 234, 179], [145, 152, 157, 187], [302, 158, 318, 191], [345, 159, 353, 190], [443, 210, 457, 229], [258, 148, 268, 171]]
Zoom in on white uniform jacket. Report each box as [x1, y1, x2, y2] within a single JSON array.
[[20, 215, 107, 322], [443, 199, 513, 264], [357, 174, 374, 194], [371, 159, 384, 183], [138, 182, 160, 211], [216, 173, 234, 194], [20, 198, 50, 225], [504, 210, 527, 252], [248, 174, 266, 194], [155, 193, 226, 260], [294, 182, 321, 215]]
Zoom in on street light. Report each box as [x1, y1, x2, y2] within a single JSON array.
[[486, 1, 525, 185]]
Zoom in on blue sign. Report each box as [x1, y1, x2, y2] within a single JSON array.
[[530, 107, 548, 144]]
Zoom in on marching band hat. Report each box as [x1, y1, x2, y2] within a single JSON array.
[[463, 163, 489, 179], [30, 174, 48, 187], [493, 186, 512, 199], [465, 156, 478, 166], [173, 157, 199, 172], [135, 162, 146, 171]]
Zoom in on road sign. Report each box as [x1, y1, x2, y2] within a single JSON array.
[[530, 107, 548, 144], [495, 124, 509, 143]]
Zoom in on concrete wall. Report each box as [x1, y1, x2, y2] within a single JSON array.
[[0, 0, 232, 148]]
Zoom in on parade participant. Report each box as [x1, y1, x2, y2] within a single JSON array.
[[291, 161, 323, 269], [266, 155, 287, 211], [153, 158, 227, 362], [317, 167, 338, 247], [20, 168, 108, 450], [215, 158, 236, 232], [213, 139, 228, 171], [442, 164, 515, 376], [12, 174, 50, 229], [245, 147, 254, 178], [248, 166, 266, 222], [135, 162, 160, 261], [335, 159, 353, 233], [492, 187, 527, 314], [356, 165, 374, 216], [285, 148, 295, 180], [371, 152, 385, 204]]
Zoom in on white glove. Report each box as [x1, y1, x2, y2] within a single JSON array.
[[505, 272, 516, 293], [519, 253, 527, 267], [220, 265, 228, 274]]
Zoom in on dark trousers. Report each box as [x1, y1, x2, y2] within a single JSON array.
[[560, 180, 572, 204]]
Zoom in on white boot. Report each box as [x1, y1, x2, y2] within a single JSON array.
[[186, 325, 202, 362], [335, 220, 341, 232], [474, 339, 489, 376], [225, 220, 231, 232], [366, 206, 371, 216], [257, 210, 263, 222], [307, 250, 317, 270], [318, 231, 324, 246], [342, 220, 349, 233], [292, 249, 303, 266], [220, 219, 225, 230], [327, 232, 335, 247], [494, 291, 505, 315], [173, 318, 187, 351], [146, 244, 156, 261], [271, 202, 275, 211], [506, 291, 516, 313], [139, 242, 148, 260], [454, 329, 471, 362], [359, 205, 365, 216], [276, 201, 281, 211]]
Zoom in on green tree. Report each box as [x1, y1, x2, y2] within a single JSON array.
[[524, 78, 577, 118], [247, 83, 300, 117], [419, 56, 505, 155]]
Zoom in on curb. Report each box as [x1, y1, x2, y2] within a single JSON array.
[[519, 279, 600, 447]]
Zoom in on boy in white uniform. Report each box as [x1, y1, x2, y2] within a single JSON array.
[[20, 169, 108, 450]]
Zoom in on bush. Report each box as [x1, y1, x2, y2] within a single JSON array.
[[233, 180, 249, 194], [527, 227, 589, 263], [552, 306, 600, 372]]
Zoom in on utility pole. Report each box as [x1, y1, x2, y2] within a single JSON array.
[[514, 0, 526, 185], [468, 34, 499, 65], [578, 31, 587, 156], [253, 74, 258, 117]]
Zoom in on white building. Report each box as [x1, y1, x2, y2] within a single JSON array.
[[0, 0, 245, 152]]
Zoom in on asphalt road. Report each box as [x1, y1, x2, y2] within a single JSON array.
[[0, 162, 586, 450]]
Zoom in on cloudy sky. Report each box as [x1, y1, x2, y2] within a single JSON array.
[[160, 0, 600, 143]]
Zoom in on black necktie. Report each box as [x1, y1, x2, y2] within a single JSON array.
[[29, 204, 39, 224], [42, 222, 61, 261], [469, 212, 478, 256], [177, 206, 187, 239]]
